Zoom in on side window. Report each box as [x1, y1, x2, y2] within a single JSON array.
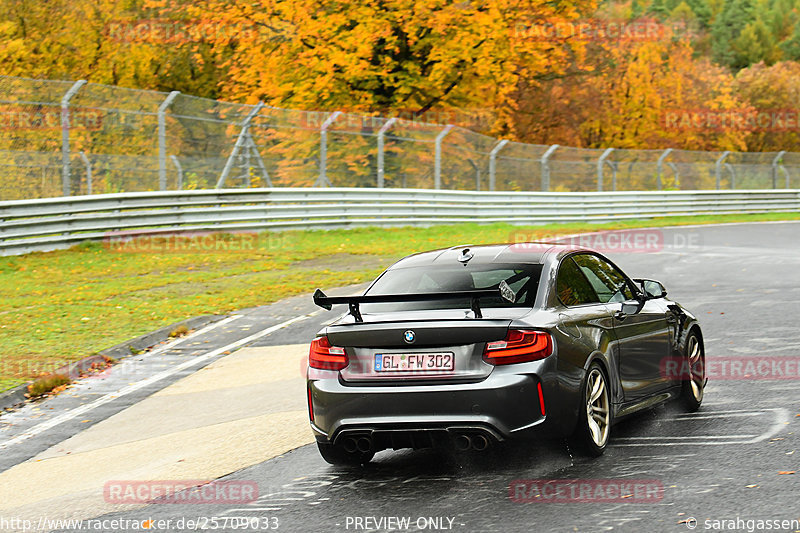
[[556, 257, 600, 306], [572, 254, 634, 304]]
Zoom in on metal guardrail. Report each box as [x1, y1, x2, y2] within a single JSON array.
[[1, 188, 799, 256]]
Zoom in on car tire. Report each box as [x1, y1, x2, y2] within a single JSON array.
[[316, 442, 374, 466], [678, 331, 704, 412], [570, 362, 611, 457]]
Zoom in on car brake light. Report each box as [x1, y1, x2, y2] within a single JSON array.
[[483, 330, 552, 365], [309, 336, 348, 371]]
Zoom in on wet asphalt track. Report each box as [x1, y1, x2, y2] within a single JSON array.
[[13, 222, 800, 532]]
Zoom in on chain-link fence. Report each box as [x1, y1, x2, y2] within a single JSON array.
[[2, 74, 800, 201]]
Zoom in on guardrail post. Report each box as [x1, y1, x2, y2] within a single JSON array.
[[170, 155, 183, 190], [158, 91, 180, 191], [772, 151, 786, 189], [715, 151, 730, 189], [217, 102, 266, 188], [317, 111, 342, 187], [78, 151, 92, 195], [377, 118, 397, 188], [540, 144, 559, 191], [656, 148, 673, 191], [60, 80, 87, 196], [597, 148, 614, 192], [434, 125, 454, 189], [488, 139, 509, 191]]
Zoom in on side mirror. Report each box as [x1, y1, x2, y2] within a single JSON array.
[[615, 299, 643, 320], [634, 278, 667, 299]]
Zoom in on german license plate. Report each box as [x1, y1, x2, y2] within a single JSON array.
[[374, 352, 454, 372]]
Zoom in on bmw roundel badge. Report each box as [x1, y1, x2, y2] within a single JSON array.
[[403, 330, 416, 344]]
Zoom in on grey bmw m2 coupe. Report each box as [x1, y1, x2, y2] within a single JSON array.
[[306, 243, 706, 465]]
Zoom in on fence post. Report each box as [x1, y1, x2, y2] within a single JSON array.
[[610, 162, 618, 191], [78, 151, 92, 195], [656, 148, 673, 190], [434, 125, 454, 189], [772, 151, 786, 189], [488, 139, 509, 191], [157, 91, 180, 191], [727, 163, 737, 189], [170, 155, 183, 190], [317, 111, 342, 187], [377, 117, 398, 188], [668, 162, 680, 188], [715, 151, 730, 190], [597, 148, 614, 192], [217, 102, 265, 188], [466, 158, 480, 190], [540, 144, 559, 192], [60, 80, 87, 196]]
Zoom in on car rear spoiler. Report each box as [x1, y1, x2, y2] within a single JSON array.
[[313, 281, 516, 322]]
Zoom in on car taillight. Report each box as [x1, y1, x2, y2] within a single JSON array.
[[309, 336, 348, 371], [483, 330, 552, 365]]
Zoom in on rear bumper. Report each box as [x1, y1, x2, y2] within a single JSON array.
[[308, 370, 548, 447]]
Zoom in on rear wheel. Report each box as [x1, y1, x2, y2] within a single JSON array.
[[316, 442, 374, 466], [571, 363, 611, 457], [678, 332, 704, 412]]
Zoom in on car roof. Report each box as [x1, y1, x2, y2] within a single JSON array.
[[388, 242, 593, 269]]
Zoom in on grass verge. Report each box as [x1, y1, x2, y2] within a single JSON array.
[[1, 212, 798, 392]]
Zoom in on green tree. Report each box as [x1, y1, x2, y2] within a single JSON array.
[[733, 18, 781, 65], [711, 0, 756, 67]]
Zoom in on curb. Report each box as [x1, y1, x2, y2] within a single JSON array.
[[0, 314, 224, 413], [0, 385, 28, 413]]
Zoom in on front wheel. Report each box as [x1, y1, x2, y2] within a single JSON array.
[[570, 363, 611, 457], [678, 332, 705, 412]]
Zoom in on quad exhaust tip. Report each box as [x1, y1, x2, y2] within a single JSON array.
[[356, 437, 372, 453], [342, 437, 358, 453], [342, 436, 372, 454], [454, 434, 472, 451], [471, 434, 489, 451], [454, 432, 491, 451]]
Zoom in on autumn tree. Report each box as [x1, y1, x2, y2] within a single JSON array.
[[513, 33, 747, 150], [145, 0, 599, 134], [735, 60, 800, 150], [0, 0, 223, 96]]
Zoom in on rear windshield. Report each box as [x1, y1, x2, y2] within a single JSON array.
[[362, 263, 543, 312]]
